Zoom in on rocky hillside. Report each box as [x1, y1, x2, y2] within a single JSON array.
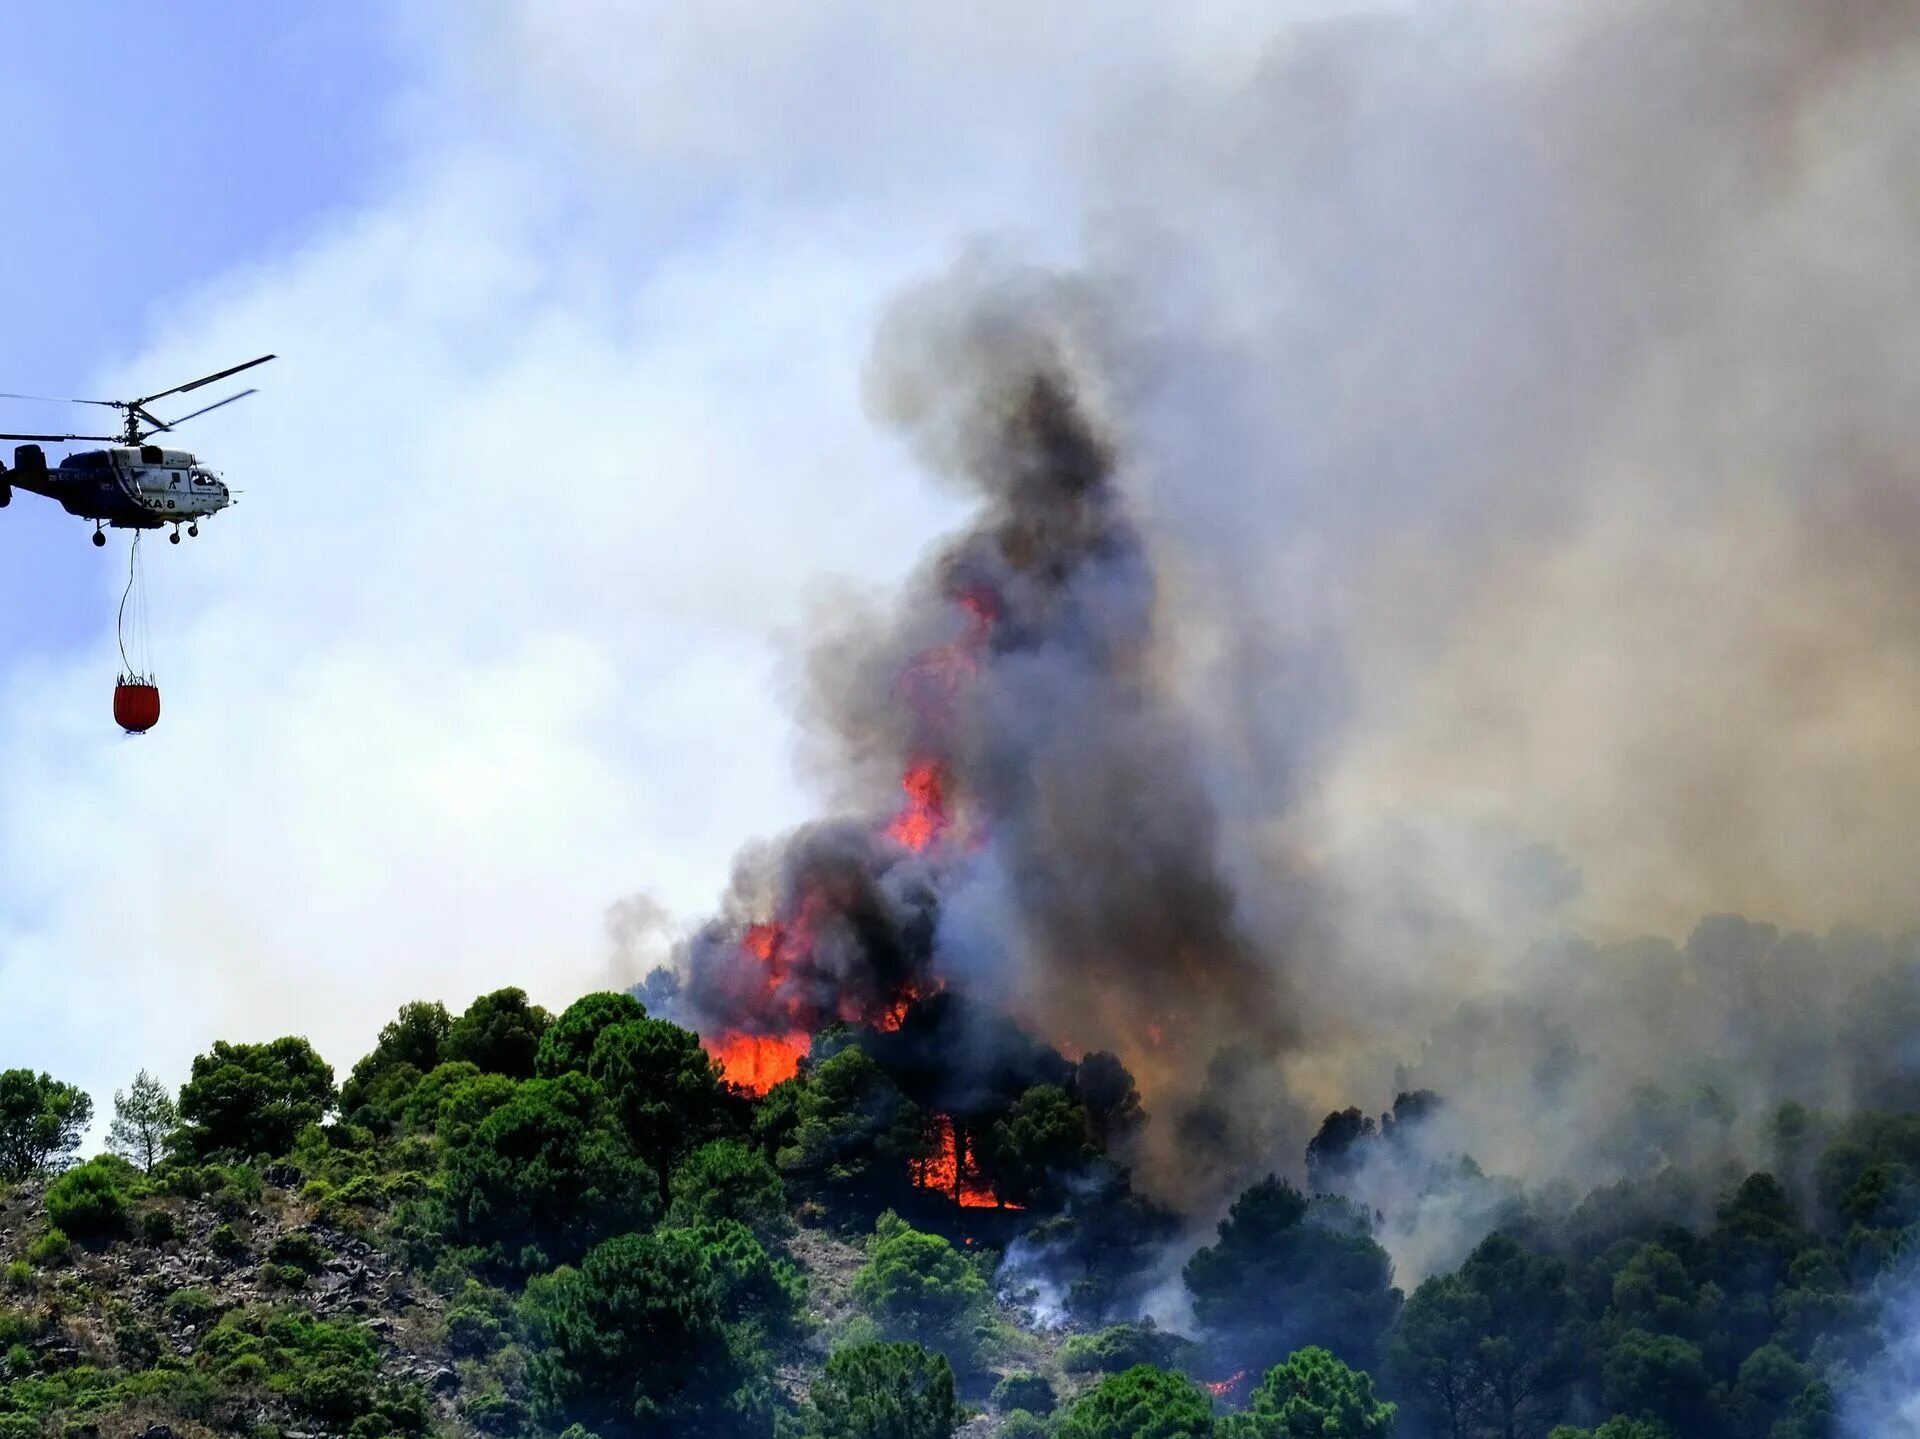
[[0, 1161, 1072, 1439]]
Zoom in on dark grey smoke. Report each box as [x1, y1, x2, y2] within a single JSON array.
[[649, 263, 1301, 1198], [645, 0, 1920, 1221]]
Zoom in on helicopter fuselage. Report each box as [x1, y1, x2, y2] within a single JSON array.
[[1, 443, 232, 529]]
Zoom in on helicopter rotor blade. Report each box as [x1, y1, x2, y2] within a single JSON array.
[[0, 432, 121, 443], [133, 354, 276, 407], [153, 388, 257, 431], [0, 392, 121, 408]]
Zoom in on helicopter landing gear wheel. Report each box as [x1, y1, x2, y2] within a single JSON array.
[[187, 523, 199, 537], [92, 528, 106, 547], [168, 527, 181, 544]]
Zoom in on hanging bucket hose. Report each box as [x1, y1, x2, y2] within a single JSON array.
[[114, 533, 160, 734]]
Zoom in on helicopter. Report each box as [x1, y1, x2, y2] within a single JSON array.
[[0, 354, 273, 545]]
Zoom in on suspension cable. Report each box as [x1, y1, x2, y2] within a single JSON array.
[[117, 533, 142, 680]]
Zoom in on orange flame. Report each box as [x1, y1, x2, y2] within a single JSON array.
[[914, 1112, 1023, 1209], [1203, 1371, 1250, 1398], [887, 759, 950, 853], [708, 1031, 809, 1094]]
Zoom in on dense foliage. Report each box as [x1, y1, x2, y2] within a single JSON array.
[[1184, 1177, 1402, 1374], [0, 1071, 92, 1181], [1054, 1365, 1216, 1439], [805, 1341, 959, 1439], [9, 972, 1920, 1439], [174, 1038, 336, 1161]]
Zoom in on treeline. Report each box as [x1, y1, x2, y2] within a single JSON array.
[[4, 986, 1918, 1438]]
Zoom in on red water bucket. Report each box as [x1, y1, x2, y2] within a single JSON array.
[[114, 680, 161, 734]]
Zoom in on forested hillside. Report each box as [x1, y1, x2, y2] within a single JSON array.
[[5, 975, 1920, 1439]]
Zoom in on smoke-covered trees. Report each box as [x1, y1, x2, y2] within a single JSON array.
[[804, 1341, 959, 1439], [1387, 1273, 1494, 1439], [1076, 1051, 1147, 1152], [1221, 1347, 1397, 1439], [0, 1069, 93, 1179], [1053, 1364, 1217, 1439], [522, 1227, 778, 1439], [1435, 1232, 1578, 1439], [106, 1069, 178, 1171], [983, 1084, 1100, 1210], [775, 1046, 928, 1214], [1062, 1321, 1194, 1376], [1548, 1422, 1673, 1439], [440, 1071, 658, 1275], [173, 1038, 335, 1161], [1185, 1177, 1402, 1374]]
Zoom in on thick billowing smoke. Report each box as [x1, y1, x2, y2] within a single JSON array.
[[652, 264, 1301, 1196], [1089, 0, 1920, 1216], [646, 0, 1920, 1223]]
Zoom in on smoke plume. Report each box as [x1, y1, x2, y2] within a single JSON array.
[[644, 0, 1920, 1223]]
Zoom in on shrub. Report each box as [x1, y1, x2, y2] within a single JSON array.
[[158, 1164, 208, 1198], [262, 1262, 310, 1290], [45, 1158, 130, 1239], [268, 1231, 331, 1274], [166, 1288, 219, 1326], [0, 1307, 40, 1346], [850, 1211, 989, 1354], [195, 1308, 430, 1434], [138, 1207, 181, 1246], [2, 1263, 30, 1292], [805, 1341, 959, 1439], [116, 1318, 163, 1368], [208, 1163, 265, 1216], [447, 1305, 507, 1358], [465, 1391, 533, 1435], [26, 1227, 71, 1266], [999, 1414, 1049, 1439], [1060, 1321, 1190, 1375], [1055, 1366, 1214, 1439], [993, 1372, 1058, 1414], [209, 1222, 247, 1259]]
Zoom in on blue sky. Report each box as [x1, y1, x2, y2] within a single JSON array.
[[0, 3, 412, 658], [0, 0, 1058, 1106], [0, 2, 412, 657], [1, 3, 407, 374]]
